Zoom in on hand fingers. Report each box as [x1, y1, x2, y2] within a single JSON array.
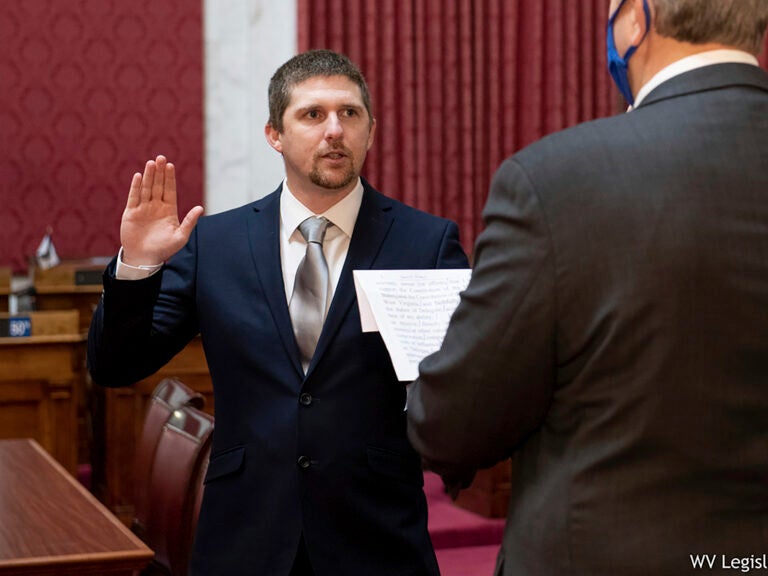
[[126, 172, 142, 209], [163, 162, 177, 204], [152, 155, 167, 201], [178, 205, 204, 240], [140, 160, 155, 202]]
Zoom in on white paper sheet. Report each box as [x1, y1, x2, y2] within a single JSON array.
[[353, 269, 472, 381]]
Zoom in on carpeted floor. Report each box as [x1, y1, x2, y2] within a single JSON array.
[[435, 545, 501, 576], [424, 471, 504, 575]]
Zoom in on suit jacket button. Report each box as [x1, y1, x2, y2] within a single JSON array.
[[297, 455, 311, 469], [299, 393, 313, 406]]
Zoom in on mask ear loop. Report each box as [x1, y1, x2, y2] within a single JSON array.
[[612, 0, 652, 62]]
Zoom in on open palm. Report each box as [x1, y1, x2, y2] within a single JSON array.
[[120, 155, 204, 266]]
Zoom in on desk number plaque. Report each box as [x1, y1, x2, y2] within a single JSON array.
[[0, 317, 32, 337]]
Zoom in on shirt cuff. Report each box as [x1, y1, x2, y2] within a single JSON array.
[[115, 247, 164, 280]]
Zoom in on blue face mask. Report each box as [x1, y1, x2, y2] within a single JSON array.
[[607, 0, 651, 106]]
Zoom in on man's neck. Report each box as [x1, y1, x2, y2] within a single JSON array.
[[631, 36, 736, 95], [630, 45, 759, 109]]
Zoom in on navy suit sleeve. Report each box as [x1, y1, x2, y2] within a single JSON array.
[[88, 229, 200, 387], [407, 158, 556, 471], [435, 220, 470, 269]]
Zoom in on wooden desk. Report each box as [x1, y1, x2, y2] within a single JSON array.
[[25, 281, 102, 466], [31, 276, 107, 468], [91, 338, 213, 526], [34, 286, 102, 334], [0, 438, 152, 575], [0, 334, 85, 475], [33, 258, 109, 334]]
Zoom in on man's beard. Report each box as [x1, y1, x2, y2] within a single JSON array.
[[309, 150, 358, 190]]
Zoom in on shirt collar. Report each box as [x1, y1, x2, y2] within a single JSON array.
[[630, 49, 759, 110], [280, 178, 364, 239]]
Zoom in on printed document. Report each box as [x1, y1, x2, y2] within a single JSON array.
[[353, 269, 472, 381]]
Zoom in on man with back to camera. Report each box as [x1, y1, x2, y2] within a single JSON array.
[[406, 1, 768, 575], [88, 49, 468, 576]]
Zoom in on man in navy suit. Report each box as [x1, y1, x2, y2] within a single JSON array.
[[406, 1, 768, 575], [89, 49, 468, 575]]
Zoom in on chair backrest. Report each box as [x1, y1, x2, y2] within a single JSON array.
[[133, 378, 205, 540], [132, 378, 210, 576], [191, 440, 211, 532], [145, 403, 213, 576]]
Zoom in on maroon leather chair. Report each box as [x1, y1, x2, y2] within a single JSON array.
[[133, 378, 212, 576], [145, 403, 213, 576], [133, 378, 204, 540]]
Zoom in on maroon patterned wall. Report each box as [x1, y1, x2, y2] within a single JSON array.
[[0, 0, 203, 273]]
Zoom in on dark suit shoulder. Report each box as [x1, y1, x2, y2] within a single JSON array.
[[498, 113, 629, 200], [510, 63, 768, 188], [518, 113, 622, 162], [195, 188, 280, 232], [361, 180, 457, 231]]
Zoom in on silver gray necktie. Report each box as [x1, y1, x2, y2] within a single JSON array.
[[289, 216, 331, 372]]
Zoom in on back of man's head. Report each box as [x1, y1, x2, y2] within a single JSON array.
[[267, 49, 373, 133], [653, 0, 768, 54]]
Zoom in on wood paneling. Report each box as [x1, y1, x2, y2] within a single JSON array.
[[33, 258, 107, 333], [33, 289, 102, 335], [0, 335, 85, 475], [31, 262, 105, 464], [0, 310, 79, 336], [455, 460, 511, 518]]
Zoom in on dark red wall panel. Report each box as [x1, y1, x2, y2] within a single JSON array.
[[299, 1, 768, 254], [298, 0, 616, 254], [0, 0, 203, 272]]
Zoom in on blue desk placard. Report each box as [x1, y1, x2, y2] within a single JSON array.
[[0, 317, 32, 337]]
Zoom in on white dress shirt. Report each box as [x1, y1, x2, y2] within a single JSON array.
[[116, 179, 364, 313], [279, 179, 363, 311], [630, 49, 759, 110]]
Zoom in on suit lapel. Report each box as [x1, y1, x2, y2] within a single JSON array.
[[307, 185, 395, 376], [247, 187, 304, 377]]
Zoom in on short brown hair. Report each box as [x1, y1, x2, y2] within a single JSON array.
[[653, 0, 768, 54], [267, 49, 374, 133]]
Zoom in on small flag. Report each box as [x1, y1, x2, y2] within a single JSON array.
[[35, 227, 60, 271]]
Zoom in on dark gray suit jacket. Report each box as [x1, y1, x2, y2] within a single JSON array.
[[407, 63, 768, 575]]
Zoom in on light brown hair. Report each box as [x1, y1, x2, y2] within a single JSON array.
[[267, 49, 373, 133], [653, 0, 768, 54]]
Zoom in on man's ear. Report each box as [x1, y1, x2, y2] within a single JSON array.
[[366, 117, 377, 151], [265, 123, 282, 153], [629, 0, 652, 45]]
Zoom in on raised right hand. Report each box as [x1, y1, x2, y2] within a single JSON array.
[[120, 155, 204, 266]]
